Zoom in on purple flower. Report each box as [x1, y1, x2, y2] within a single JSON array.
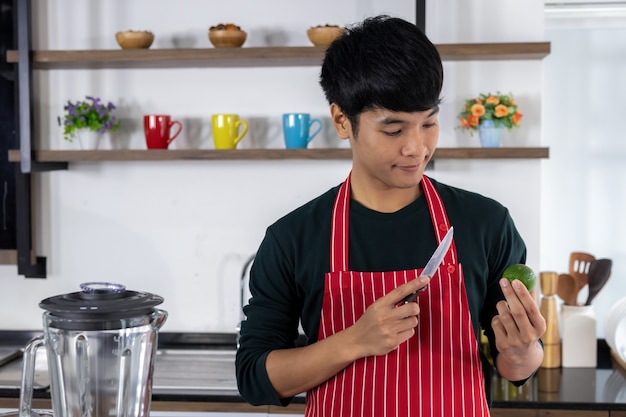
[[60, 95, 121, 141]]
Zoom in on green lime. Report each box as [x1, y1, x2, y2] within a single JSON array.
[[502, 264, 537, 291]]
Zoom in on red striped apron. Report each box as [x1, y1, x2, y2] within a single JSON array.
[[305, 175, 490, 417]]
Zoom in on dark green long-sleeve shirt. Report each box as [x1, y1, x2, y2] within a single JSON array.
[[236, 176, 527, 407]]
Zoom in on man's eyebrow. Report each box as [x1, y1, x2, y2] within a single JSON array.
[[377, 107, 440, 125], [378, 117, 407, 125]]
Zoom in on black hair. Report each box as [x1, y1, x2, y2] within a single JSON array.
[[320, 15, 444, 134]]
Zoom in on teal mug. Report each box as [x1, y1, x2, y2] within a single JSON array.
[[282, 113, 322, 149]]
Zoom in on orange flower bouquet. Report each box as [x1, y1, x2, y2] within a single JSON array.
[[457, 92, 522, 135]]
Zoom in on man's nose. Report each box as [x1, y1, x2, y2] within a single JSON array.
[[401, 128, 427, 156]]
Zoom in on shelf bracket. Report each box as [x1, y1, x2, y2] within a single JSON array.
[[31, 161, 68, 172], [15, 165, 46, 278]]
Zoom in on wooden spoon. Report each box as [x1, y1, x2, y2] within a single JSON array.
[[557, 273, 579, 306], [585, 258, 612, 305], [569, 252, 595, 292]]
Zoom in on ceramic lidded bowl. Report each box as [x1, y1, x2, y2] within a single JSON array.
[[209, 23, 247, 48], [115, 31, 155, 49], [306, 25, 345, 47]]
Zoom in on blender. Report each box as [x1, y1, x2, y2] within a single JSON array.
[[18, 282, 167, 417]]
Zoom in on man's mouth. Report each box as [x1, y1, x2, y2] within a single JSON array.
[[394, 163, 421, 172]]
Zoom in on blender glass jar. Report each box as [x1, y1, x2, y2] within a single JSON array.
[[20, 283, 167, 417]]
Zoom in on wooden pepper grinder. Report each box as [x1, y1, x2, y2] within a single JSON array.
[[540, 271, 561, 368]]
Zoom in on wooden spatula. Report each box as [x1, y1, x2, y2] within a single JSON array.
[[557, 273, 579, 306], [569, 252, 595, 292]]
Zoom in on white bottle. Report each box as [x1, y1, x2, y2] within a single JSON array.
[[561, 304, 597, 367]]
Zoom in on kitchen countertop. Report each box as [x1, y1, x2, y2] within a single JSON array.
[[0, 331, 625, 411]]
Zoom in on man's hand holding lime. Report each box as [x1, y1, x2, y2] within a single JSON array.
[[491, 264, 545, 381]]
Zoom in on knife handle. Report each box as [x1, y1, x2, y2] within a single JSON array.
[[402, 286, 427, 304]]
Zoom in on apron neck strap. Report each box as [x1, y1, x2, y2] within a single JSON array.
[[329, 174, 455, 272], [330, 173, 352, 272]]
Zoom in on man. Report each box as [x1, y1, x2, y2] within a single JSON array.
[[236, 15, 545, 417]]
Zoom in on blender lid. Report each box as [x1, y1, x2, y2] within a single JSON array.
[[39, 282, 164, 320]]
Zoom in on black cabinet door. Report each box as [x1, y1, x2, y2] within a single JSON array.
[[0, 0, 16, 250]]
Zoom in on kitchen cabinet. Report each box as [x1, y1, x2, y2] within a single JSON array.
[[276, 405, 626, 416], [271, 405, 617, 416], [153, 414, 267, 417], [1, 333, 625, 416], [3, 400, 623, 416], [492, 411, 608, 417]]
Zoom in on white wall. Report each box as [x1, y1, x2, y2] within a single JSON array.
[[0, 0, 546, 334], [542, 9, 626, 336]]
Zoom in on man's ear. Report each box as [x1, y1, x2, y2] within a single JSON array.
[[330, 103, 351, 140]]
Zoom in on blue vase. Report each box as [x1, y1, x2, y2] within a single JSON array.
[[478, 120, 504, 148]]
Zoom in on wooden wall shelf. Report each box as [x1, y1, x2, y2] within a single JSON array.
[[6, 42, 551, 69], [8, 148, 549, 163]]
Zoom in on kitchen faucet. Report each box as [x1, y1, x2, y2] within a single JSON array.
[[236, 253, 256, 349]]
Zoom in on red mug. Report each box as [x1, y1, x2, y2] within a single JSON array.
[[144, 115, 183, 149]]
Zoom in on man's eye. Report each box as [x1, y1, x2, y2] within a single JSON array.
[[384, 130, 402, 136], [424, 122, 438, 129]]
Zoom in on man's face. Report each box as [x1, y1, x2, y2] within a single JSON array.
[[333, 106, 439, 192]]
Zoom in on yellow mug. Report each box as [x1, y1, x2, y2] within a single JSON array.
[[211, 114, 249, 149]]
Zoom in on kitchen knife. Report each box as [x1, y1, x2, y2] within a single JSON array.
[[402, 226, 454, 304]]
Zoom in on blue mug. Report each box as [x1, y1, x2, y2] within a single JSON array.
[[282, 113, 323, 149]]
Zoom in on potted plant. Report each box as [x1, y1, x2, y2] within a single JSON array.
[[58, 95, 121, 149], [457, 92, 522, 148]]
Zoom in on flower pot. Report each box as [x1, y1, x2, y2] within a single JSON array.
[[478, 120, 504, 148], [76, 130, 103, 150]]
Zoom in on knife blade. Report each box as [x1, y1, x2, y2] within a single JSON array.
[[402, 226, 454, 304]]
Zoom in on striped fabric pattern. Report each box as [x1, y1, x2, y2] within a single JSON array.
[[305, 175, 490, 417]]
